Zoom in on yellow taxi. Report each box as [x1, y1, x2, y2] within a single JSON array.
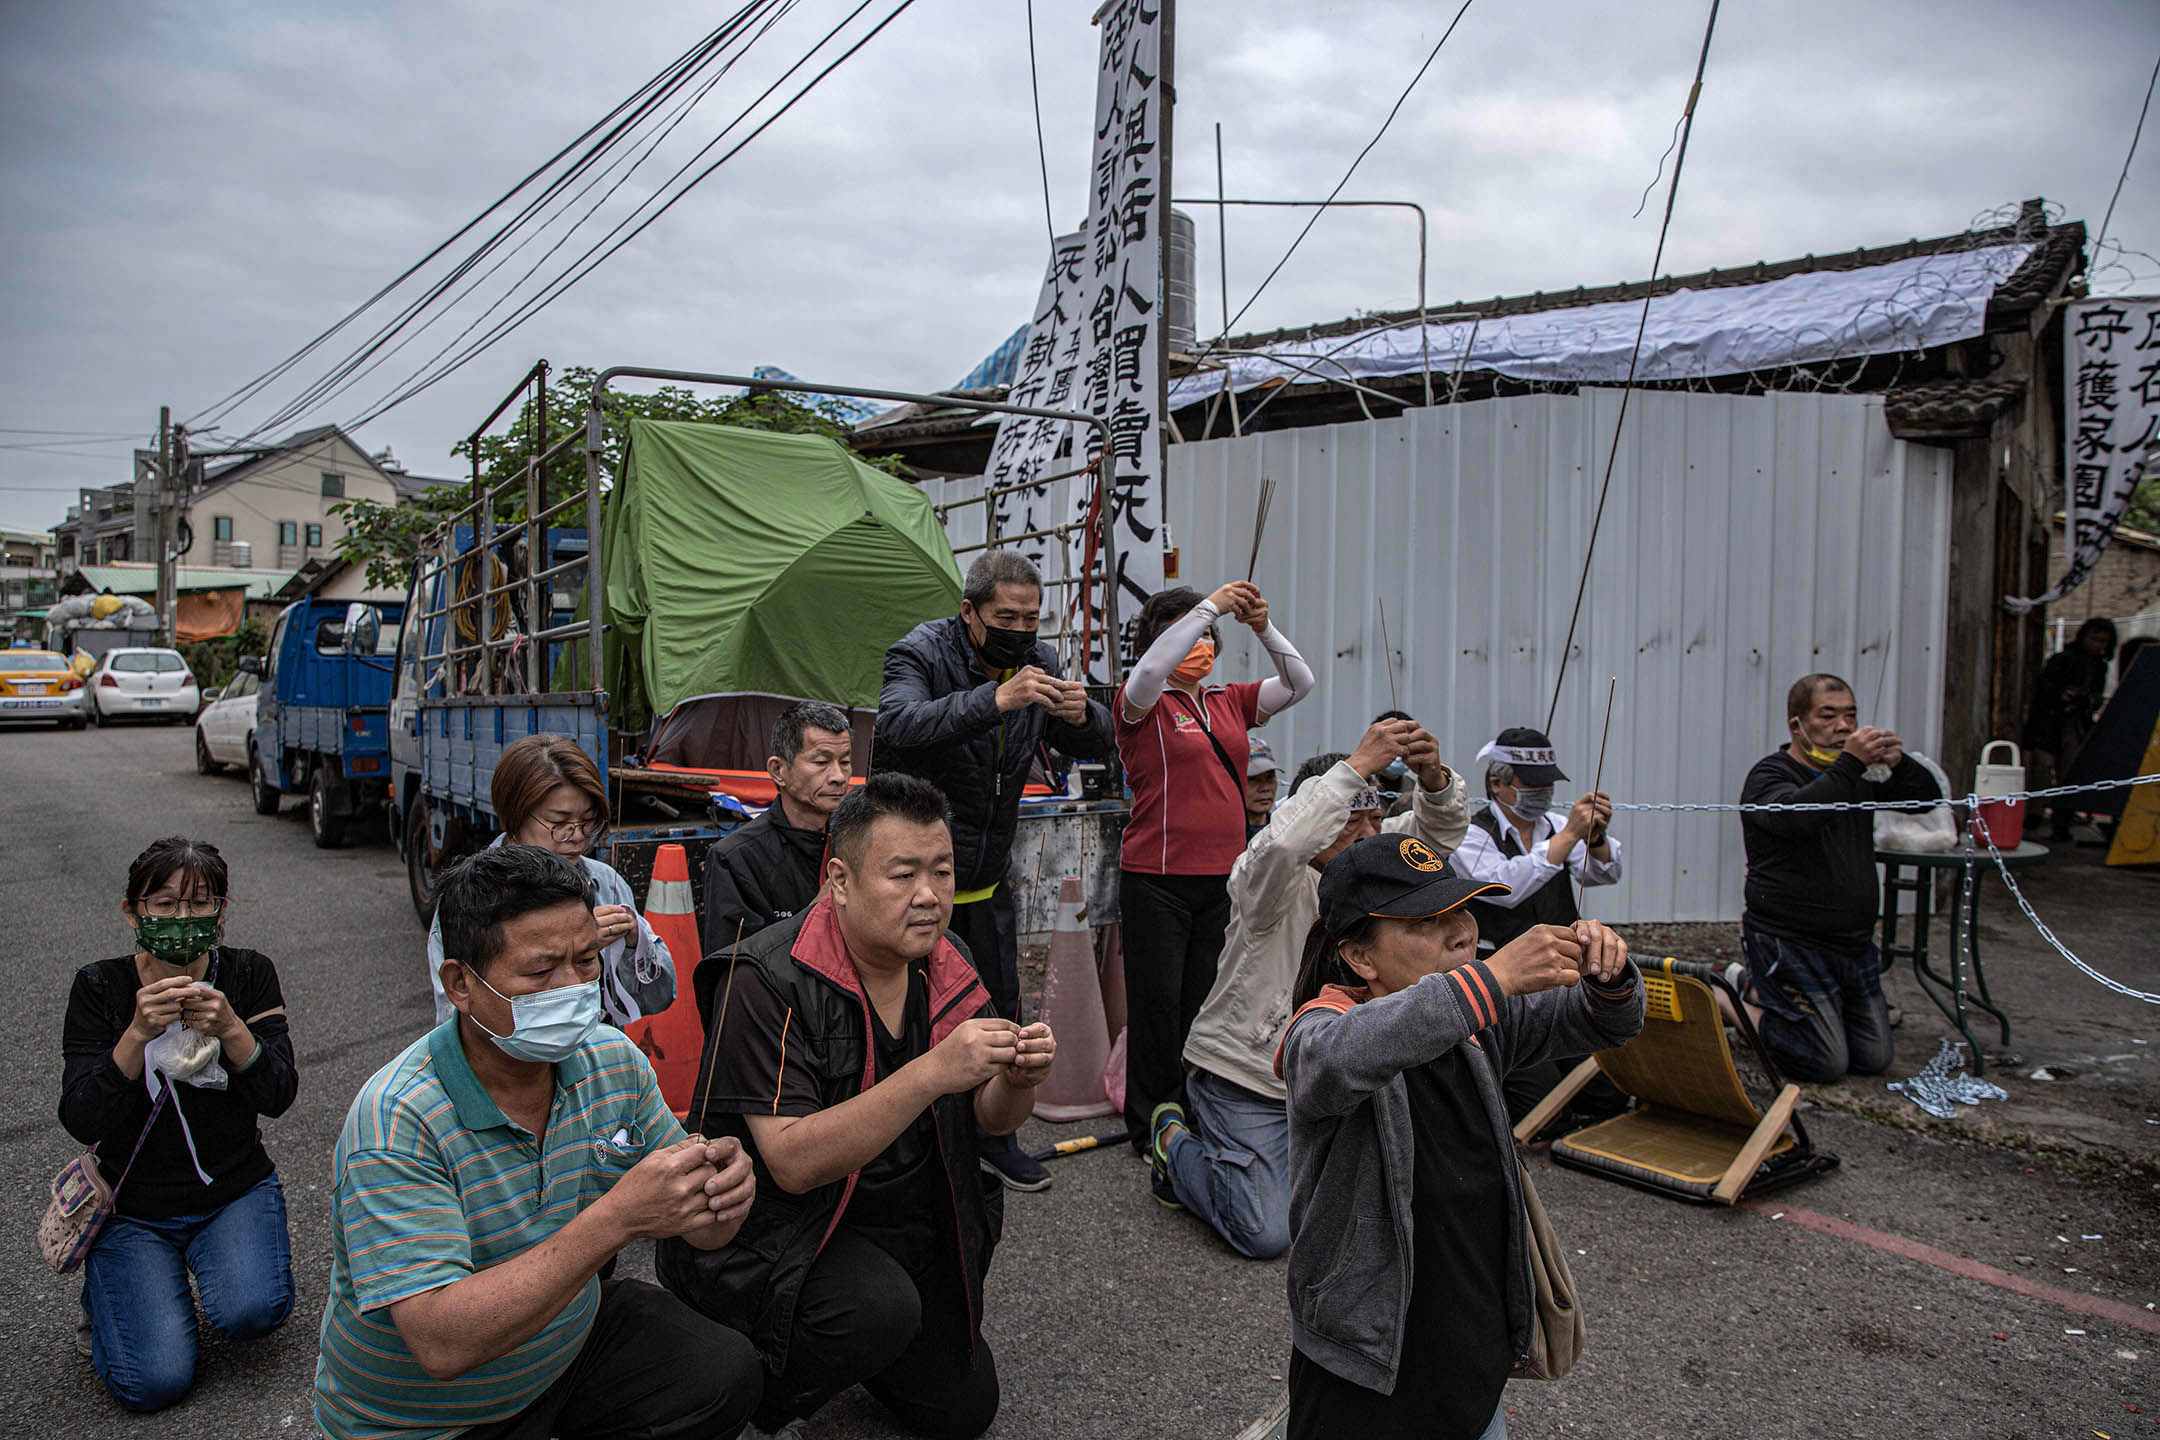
[[0, 648, 88, 729]]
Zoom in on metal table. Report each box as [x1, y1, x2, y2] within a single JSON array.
[[1876, 840, 2050, 1075]]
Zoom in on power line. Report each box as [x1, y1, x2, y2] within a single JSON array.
[[1025, 0, 1057, 246], [292, 0, 815, 441], [223, 3, 786, 445], [1203, 0, 1473, 353], [338, 0, 919, 433], [2094, 47, 2160, 268], [191, 7, 773, 433], [1546, 0, 1722, 732]]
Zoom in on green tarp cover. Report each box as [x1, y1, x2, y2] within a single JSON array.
[[601, 419, 961, 731]]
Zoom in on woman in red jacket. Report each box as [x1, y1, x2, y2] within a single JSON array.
[[1116, 578, 1314, 1152]]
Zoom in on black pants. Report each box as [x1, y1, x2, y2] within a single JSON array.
[[456, 1279, 762, 1440], [950, 887, 1021, 1024], [758, 1228, 999, 1439], [1120, 869, 1233, 1149]]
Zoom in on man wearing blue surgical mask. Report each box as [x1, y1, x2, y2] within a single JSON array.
[[317, 844, 765, 1440]]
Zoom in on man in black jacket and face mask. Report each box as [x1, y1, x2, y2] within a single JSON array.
[[873, 549, 1114, 1191], [702, 700, 853, 954]]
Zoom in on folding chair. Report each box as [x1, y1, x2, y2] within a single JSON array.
[[1514, 958, 1838, 1205]]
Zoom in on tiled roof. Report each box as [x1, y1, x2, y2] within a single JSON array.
[[1883, 376, 2030, 440]]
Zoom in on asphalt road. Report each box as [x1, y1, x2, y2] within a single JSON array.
[[3, 722, 2154, 1439]]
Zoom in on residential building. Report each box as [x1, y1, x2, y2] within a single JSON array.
[[59, 425, 409, 576], [1, 526, 59, 632]]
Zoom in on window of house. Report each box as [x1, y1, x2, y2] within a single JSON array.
[[306, 523, 323, 549], [280, 521, 298, 546], [213, 515, 233, 541], [321, 472, 344, 499]]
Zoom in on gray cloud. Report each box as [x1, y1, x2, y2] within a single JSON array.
[[2, 0, 2154, 530]]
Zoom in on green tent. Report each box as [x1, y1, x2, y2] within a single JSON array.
[[600, 418, 962, 731]]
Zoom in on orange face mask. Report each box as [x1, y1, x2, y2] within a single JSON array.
[[1172, 639, 1215, 687]]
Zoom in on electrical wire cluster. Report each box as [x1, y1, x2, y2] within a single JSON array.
[[187, 0, 916, 451]]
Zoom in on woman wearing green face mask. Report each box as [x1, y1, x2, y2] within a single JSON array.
[[59, 836, 297, 1412]]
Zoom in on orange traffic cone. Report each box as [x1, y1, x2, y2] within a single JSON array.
[[624, 843, 704, 1118], [1034, 876, 1117, 1122]]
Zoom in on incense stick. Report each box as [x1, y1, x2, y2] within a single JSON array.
[[687, 917, 747, 1138], [1577, 676, 1617, 915], [1377, 596, 1400, 712], [1245, 476, 1276, 581]]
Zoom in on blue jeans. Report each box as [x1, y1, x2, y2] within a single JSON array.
[[1741, 927, 1894, 1083], [81, 1172, 295, 1412], [1163, 1069, 1291, 1259]]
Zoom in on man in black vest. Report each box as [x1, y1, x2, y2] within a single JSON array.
[[657, 773, 1055, 1440], [1452, 725, 1623, 1123], [702, 701, 851, 952]]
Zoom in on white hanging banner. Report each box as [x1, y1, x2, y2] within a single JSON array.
[[2005, 296, 2160, 615], [1076, 0, 1165, 680], [984, 228, 1089, 603]]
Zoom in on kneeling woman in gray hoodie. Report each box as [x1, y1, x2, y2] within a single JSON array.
[[1274, 833, 1643, 1440]]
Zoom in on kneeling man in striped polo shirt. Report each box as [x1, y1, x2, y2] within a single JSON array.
[[317, 844, 764, 1440], [658, 772, 1057, 1440]]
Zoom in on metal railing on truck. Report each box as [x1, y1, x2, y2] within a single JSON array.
[[412, 362, 1126, 727]]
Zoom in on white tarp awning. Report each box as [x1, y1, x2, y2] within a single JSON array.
[[1170, 242, 2037, 409]]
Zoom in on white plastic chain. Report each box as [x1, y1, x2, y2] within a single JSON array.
[[1599, 773, 2160, 1006], [1612, 772, 2160, 815]]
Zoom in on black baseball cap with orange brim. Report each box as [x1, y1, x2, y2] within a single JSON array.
[[1316, 833, 1509, 944]]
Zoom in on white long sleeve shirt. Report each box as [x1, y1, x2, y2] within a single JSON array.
[[1450, 798, 1623, 911], [1180, 761, 1469, 1101]]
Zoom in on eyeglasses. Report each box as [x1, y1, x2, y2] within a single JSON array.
[[544, 817, 601, 844], [138, 897, 226, 919]]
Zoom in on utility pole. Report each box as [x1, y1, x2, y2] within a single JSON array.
[[155, 405, 177, 647]]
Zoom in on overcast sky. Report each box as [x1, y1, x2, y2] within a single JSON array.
[[2, 0, 2154, 532]]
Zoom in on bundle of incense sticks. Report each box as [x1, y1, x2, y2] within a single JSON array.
[[1245, 476, 1276, 581]]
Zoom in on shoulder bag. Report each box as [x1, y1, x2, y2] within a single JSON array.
[[39, 1088, 170, 1274], [1510, 1159, 1585, 1380]]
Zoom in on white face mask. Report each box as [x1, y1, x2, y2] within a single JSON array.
[[1504, 786, 1555, 822]]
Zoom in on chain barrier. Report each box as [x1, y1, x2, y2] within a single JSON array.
[[1611, 772, 2160, 816], [1599, 773, 2160, 1007], [1968, 804, 2160, 1006]]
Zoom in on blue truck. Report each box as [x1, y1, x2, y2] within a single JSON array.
[[244, 594, 405, 848], [381, 362, 1119, 925]]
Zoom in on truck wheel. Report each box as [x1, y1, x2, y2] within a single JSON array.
[[250, 746, 281, 815], [311, 764, 349, 849], [407, 799, 442, 922], [195, 728, 216, 775]]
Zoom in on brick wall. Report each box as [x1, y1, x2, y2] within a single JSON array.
[[2046, 522, 2160, 622]]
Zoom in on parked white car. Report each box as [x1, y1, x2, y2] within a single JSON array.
[[87, 648, 200, 726], [194, 670, 261, 773]]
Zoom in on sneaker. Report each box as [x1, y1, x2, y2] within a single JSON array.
[[979, 1133, 1052, 1193], [1149, 1101, 1187, 1210], [75, 1317, 92, 1361]]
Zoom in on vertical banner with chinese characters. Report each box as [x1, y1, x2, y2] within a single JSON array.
[[1077, 0, 1166, 679], [2006, 297, 2160, 614], [984, 228, 1089, 598]]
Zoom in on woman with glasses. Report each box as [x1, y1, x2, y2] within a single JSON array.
[[59, 836, 297, 1411], [424, 733, 677, 1028]]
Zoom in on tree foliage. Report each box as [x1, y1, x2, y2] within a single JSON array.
[[179, 617, 268, 691], [330, 366, 902, 591]]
